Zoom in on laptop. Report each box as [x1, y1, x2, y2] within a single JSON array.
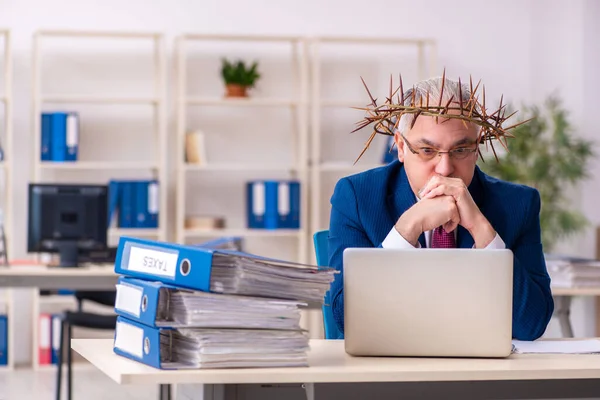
[[343, 248, 514, 358]]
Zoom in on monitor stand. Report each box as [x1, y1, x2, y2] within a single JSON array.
[[57, 242, 79, 268]]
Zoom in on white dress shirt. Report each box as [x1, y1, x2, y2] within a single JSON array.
[[381, 192, 506, 249], [381, 225, 505, 249]]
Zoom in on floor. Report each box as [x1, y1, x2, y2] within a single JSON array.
[[0, 365, 158, 400]]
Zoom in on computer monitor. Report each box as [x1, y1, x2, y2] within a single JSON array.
[[27, 183, 108, 267]]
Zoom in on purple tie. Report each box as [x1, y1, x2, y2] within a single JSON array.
[[431, 226, 456, 248]]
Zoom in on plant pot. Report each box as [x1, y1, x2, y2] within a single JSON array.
[[225, 84, 248, 98]]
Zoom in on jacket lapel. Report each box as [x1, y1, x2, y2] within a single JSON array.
[[386, 164, 427, 246]]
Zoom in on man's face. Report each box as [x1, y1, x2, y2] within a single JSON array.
[[394, 114, 480, 197]]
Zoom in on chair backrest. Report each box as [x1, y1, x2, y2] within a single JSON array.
[[313, 230, 344, 340], [313, 230, 329, 266]]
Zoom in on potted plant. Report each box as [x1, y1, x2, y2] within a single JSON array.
[[220, 58, 260, 98], [478, 95, 595, 252]]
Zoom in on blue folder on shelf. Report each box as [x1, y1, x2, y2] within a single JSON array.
[[50, 112, 68, 162], [110, 180, 159, 229], [277, 181, 300, 229], [65, 112, 79, 161], [246, 181, 279, 229], [0, 314, 7, 366], [41, 113, 52, 161], [246, 180, 301, 230], [134, 181, 149, 228], [119, 181, 135, 228], [50, 314, 61, 365]]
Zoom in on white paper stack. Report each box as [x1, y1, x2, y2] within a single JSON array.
[[159, 328, 309, 369], [545, 255, 600, 288], [209, 252, 336, 302], [155, 288, 304, 330], [512, 339, 600, 354]]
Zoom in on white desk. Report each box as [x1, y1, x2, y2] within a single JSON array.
[[73, 338, 600, 400], [0, 263, 117, 289]]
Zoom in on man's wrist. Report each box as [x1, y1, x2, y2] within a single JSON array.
[[469, 215, 496, 249], [395, 219, 421, 247]]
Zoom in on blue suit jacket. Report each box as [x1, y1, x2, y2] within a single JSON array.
[[328, 161, 554, 341]]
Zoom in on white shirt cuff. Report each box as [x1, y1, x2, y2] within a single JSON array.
[[381, 227, 505, 249], [382, 227, 421, 249], [482, 233, 506, 249]]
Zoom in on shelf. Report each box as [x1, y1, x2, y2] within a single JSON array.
[[184, 228, 304, 238], [183, 163, 299, 172], [38, 161, 158, 170], [319, 100, 370, 108], [41, 95, 159, 104], [181, 33, 301, 42], [109, 228, 161, 237], [38, 294, 78, 305], [318, 162, 386, 172], [186, 97, 299, 107], [316, 35, 434, 45], [37, 30, 160, 39]]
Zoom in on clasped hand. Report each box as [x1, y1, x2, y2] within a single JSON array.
[[395, 175, 495, 248]]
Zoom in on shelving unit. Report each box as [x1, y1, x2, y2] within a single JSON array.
[[32, 29, 168, 244], [175, 34, 309, 263], [38, 161, 159, 170], [0, 29, 13, 370], [308, 36, 437, 240], [184, 228, 304, 239], [40, 95, 160, 104], [30, 29, 167, 369], [186, 97, 297, 107], [184, 163, 297, 172]]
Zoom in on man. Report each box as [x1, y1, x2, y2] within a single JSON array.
[[328, 76, 554, 341]]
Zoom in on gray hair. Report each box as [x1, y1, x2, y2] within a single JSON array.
[[396, 76, 474, 135]]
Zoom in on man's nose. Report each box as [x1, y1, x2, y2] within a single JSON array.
[[434, 153, 454, 177]]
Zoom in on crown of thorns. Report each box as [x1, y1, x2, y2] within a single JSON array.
[[351, 69, 531, 164]]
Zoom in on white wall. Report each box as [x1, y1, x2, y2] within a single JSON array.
[[0, 0, 598, 364]]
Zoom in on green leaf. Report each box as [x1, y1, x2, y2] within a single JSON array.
[[220, 58, 261, 87]]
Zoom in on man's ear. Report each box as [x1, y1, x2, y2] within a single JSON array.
[[394, 132, 406, 162]]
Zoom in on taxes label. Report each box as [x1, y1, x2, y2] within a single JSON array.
[[127, 246, 178, 278]]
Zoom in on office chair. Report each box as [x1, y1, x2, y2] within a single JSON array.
[[312, 230, 344, 340], [55, 291, 117, 400]]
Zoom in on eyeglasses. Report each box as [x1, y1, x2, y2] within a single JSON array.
[[401, 134, 478, 161]]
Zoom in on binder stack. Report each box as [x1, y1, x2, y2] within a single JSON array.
[[545, 254, 600, 288], [112, 236, 336, 370]]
